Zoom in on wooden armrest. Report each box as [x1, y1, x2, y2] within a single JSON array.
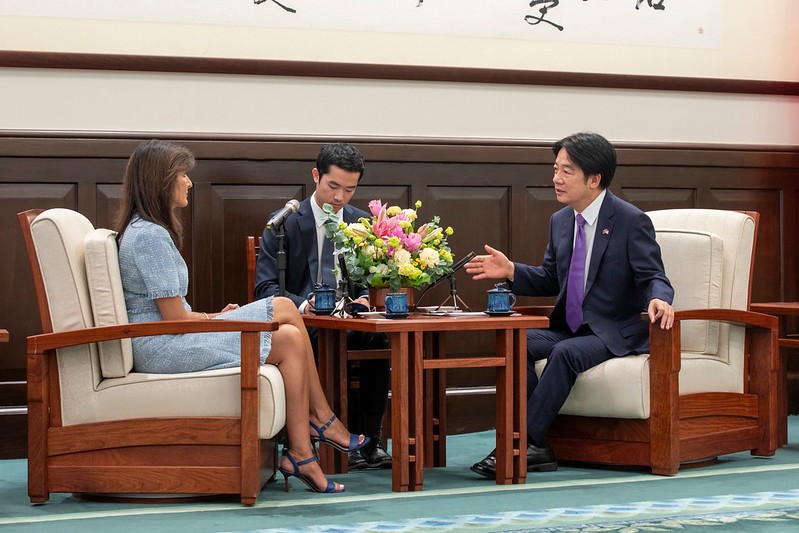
[[673, 308, 778, 330], [512, 305, 553, 316], [642, 308, 778, 331], [27, 320, 278, 353], [648, 307, 779, 379]]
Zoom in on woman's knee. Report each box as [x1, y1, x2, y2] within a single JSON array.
[[272, 296, 300, 321], [270, 323, 305, 362]]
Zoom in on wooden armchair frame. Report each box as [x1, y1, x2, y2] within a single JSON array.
[[518, 210, 780, 474], [20, 210, 280, 505]]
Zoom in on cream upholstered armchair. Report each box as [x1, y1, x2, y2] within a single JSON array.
[[19, 208, 286, 505], [531, 209, 779, 475]]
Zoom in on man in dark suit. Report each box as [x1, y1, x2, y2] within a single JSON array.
[[254, 143, 391, 470], [466, 132, 675, 479]]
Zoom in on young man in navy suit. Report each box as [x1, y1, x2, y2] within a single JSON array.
[[466, 132, 675, 479], [254, 143, 391, 470]]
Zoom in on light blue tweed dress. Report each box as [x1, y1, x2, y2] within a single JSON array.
[[118, 215, 274, 373]]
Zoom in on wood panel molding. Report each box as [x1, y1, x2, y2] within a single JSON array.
[[2, 50, 798, 96]]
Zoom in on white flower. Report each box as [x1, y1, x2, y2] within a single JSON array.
[[370, 264, 390, 276], [393, 249, 412, 265], [419, 247, 440, 268], [401, 209, 418, 222]]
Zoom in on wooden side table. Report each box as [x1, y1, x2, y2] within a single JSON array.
[[305, 313, 548, 492], [750, 302, 799, 446]]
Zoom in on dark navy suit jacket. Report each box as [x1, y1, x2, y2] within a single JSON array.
[[511, 191, 674, 356], [254, 197, 369, 307]]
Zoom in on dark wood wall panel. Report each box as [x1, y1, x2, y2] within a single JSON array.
[[210, 185, 305, 307], [425, 186, 511, 354], [1, 134, 797, 459], [0, 184, 78, 376]]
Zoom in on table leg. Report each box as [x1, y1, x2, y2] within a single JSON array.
[[335, 330, 349, 474], [424, 332, 447, 468], [779, 347, 788, 446], [410, 331, 424, 490], [316, 328, 348, 474], [513, 328, 528, 484], [390, 332, 411, 492], [494, 329, 513, 485]]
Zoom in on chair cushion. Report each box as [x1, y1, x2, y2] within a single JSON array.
[[656, 229, 723, 355], [84, 228, 133, 378], [90, 364, 286, 439]]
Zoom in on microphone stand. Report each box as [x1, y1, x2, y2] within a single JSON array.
[[436, 273, 471, 312], [275, 222, 287, 297]]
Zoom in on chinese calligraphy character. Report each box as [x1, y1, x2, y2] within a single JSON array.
[[525, 0, 564, 32]]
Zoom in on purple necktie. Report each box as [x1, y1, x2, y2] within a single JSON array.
[[566, 214, 586, 333]]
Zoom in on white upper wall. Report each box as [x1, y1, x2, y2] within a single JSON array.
[[2, 68, 798, 147]]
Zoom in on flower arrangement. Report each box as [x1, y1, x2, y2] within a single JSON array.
[[323, 200, 455, 292]]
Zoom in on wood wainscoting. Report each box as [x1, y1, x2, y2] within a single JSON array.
[[1, 132, 797, 459]]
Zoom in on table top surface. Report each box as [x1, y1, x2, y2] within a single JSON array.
[[303, 312, 549, 332], [751, 302, 799, 315]]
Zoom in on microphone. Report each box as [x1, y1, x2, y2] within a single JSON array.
[[266, 199, 300, 229], [429, 251, 476, 288]]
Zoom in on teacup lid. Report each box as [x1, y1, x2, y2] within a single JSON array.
[[487, 282, 511, 293], [313, 282, 334, 291]]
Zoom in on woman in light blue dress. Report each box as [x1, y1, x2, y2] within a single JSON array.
[[116, 140, 368, 494]]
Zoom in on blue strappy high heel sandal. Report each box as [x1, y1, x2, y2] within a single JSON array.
[[309, 414, 370, 453], [278, 450, 344, 493]]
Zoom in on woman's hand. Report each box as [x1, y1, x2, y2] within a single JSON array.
[[218, 303, 240, 315]]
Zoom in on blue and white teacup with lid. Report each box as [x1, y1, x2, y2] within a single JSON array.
[[309, 283, 336, 314], [487, 283, 516, 314]]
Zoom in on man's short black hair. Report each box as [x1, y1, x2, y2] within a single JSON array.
[[553, 133, 616, 189], [316, 143, 366, 181]]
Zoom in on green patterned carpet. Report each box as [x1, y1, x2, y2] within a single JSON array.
[[3, 419, 799, 532]]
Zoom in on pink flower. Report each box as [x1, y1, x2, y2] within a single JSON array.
[[402, 232, 422, 252], [369, 200, 385, 217]]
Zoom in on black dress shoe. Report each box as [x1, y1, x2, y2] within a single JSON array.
[[348, 450, 368, 470], [470, 444, 558, 480], [362, 437, 392, 469]]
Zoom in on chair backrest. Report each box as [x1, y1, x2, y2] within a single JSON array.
[[648, 209, 757, 369], [246, 236, 261, 304], [19, 209, 134, 388]]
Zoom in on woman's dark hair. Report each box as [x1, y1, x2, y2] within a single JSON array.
[[553, 132, 616, 189], [315, 143, 366, 181], [115, 139, 195, 248]]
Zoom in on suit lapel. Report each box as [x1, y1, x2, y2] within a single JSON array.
[[585, 192, 615, 295]]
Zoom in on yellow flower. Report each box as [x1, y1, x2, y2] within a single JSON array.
[[387, 206, 402, 216], [415, 200, 422, 209], [398, 262, 421, 278], [445, 226, 454, 236]]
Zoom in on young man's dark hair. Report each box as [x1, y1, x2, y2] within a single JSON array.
[[315, 143, 366, 181]]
